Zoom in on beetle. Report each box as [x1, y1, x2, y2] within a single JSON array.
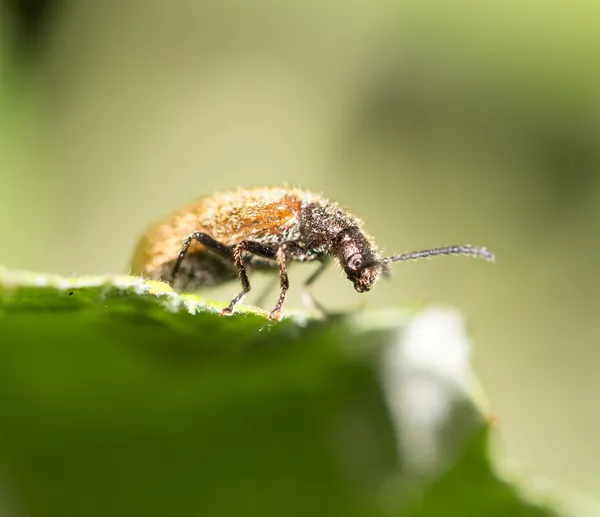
[[130, 187, 494, 320]]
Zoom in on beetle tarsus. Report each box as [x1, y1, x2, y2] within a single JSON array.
[[268, 309, 282, 321]]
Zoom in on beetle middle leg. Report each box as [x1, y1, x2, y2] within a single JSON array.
[[267, 246, 290, 321], [269, 242, 327, 320], [221, 240, 276, 316], [270, 241, 329, 318]]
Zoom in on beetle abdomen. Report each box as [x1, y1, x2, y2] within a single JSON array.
[[158, 252, 237, 291]]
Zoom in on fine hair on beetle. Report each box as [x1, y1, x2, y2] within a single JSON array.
[[130, 187, 495, 320]]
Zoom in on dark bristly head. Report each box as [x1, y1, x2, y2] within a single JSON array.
[[330, 227, 384, 293]]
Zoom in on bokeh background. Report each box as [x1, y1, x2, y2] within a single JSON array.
[[1, 0, 599, 500]]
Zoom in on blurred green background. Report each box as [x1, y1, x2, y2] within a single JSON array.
[[1, 0, 599, 501]]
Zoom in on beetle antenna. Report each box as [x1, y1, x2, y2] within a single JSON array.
[[380, 245, 495, 264]]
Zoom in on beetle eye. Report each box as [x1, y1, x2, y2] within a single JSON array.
[[349, 254, 362, 271]]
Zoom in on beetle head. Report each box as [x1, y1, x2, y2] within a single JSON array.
[[332, 228, 386, 293]]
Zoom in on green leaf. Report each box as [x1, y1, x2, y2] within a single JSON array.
[[0, 268, 593, 517]]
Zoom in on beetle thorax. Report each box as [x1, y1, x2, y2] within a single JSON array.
[[300, 201, 382, 292]]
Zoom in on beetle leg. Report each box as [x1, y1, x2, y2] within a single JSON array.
[[271, 240, 329, 317], [221, 240, 276, 316], [252, 240, 309, 308], [172, 232, 233, 280]]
